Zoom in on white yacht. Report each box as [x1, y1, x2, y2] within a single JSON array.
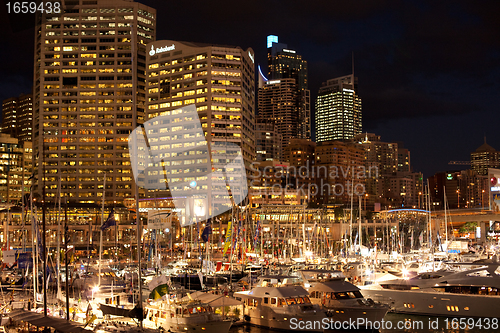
[[234, 277, 327, 332], [143, 299, 232, 333], [298, 270, 389, 324], [360, 264, 500, 317]]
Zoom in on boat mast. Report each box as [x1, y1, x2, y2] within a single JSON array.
[[98, 174, 106, 286], [349, 174, 354, 251], [56, 176, 62, 300], [358, 194, 362, 251]]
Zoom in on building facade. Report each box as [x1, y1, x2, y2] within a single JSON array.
[[316, 74, 362, 142], [256, 116, 282, 162], [33, 0, 156, 205], [284, 138, 316, 203], [314, 140, 365, 206]]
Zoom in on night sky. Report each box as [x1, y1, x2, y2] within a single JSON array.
[[0, 0, 498, 178]]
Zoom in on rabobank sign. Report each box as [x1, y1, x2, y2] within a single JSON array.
[[149, 44, 175, 56]]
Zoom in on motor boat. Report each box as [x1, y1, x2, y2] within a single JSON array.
[[298, 270, 389, 325], [143, 298, 232, 333], [233, 276, 326, 332], [360, 264, 500, 317]]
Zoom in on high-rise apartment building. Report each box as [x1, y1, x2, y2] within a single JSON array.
[[33, 0, 156, 205], [316, 74, 362, 142], [144, 40, 255, 210], [257, 78, 299, 152], [1, 93, 33, 142], [266, 35, 310, 140]]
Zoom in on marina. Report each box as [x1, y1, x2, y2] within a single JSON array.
[[0, 0, 499, 332], [0, 198, 499, 332]]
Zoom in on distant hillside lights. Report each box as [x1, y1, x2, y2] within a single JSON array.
[[149, 44, 175, 56]]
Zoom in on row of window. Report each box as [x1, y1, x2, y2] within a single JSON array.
[[43, 137, 129, 143]]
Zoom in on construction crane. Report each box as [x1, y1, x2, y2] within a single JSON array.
[[448, 161, 471, 165]]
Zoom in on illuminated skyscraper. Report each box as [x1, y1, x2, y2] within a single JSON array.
[[315, 74, 362, 142], [266, 35, 310, 140], [145, 40, 256, 184], [258, 78, 299, 153], [33, 0, 156, 204]]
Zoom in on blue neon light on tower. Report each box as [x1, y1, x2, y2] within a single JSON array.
[[267, 35, 278, 48]]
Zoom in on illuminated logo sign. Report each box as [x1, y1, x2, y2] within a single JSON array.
[[267, 35, 278, 48], [491, 177, 498, 186], [283, 49, 296, 54], [447, 174, 453, 180], [491, 186, 500, 192], [149, 44, 175, 56], [267, 80, 281, 85]]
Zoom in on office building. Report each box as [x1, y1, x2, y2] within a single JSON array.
[[266, 35, 310, 140], [32, 0, 156, 204], [316, 74, 362, 142], [144, 40, 255, 213]]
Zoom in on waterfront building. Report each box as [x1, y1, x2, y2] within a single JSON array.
[[471, 139, 499, 176], [33, 0, 156, 205], [266, 35, 310, 140], [315, 74, 362, 142], [1, 93, 33, 142], [0, 134, 32, 205]]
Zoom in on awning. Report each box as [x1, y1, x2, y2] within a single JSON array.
[[8, 309, 91, 333]]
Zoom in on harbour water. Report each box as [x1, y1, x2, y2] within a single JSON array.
[[230, 313, 500, 332]]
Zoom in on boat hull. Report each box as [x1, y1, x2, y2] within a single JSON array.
[[244, 306, 327, 332], [361, 288, 500, 318], [324, 305, 389, 324]]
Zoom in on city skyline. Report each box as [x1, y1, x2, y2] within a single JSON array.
[[0, 0, 499, 178]]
